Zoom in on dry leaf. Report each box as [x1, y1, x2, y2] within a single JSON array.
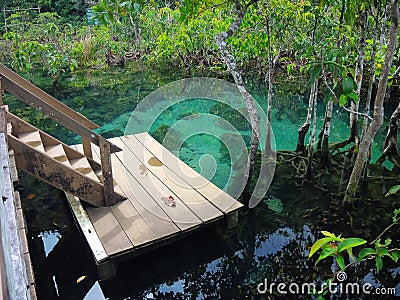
[[76, 275, 87, 283], [148, 157, 163, 167]]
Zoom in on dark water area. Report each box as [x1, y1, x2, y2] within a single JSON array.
[[4, 63, 400, 299]]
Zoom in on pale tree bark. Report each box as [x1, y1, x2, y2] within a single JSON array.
[[320, 100, 333, 167], [307, 79, 318, 176], [344, 0, 399, 202], [265, 14, 274, 154], [297, 80, 317, 153], [377, 102, 400, 166], [215, 0, 260, 200], [349, 11, 367, 148], [361, 33, 377, 139]]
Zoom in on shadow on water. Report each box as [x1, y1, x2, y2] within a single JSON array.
[[7, 65, 400, 299]]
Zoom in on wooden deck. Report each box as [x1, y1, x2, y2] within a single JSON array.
[[67, 133, 243, 278]]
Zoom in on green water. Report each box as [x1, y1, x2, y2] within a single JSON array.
[[4, 64, 399, 299]]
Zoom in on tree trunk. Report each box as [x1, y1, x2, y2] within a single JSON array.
[[350, 13, 366, 149], [265, 15, 273, 154], [215, 1, 260, 202], [361, 28, 378, 139], [307, 79, 318, 176], [297, 80, 317, 153], [320, 100, 333, 168], [377, 102, 400, 165], [344, 0, 399, 202]]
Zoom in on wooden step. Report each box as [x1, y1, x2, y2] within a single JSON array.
[[45, 144, 71, 167], [70, 157, 100, 183], [18, 131, 45, 152]]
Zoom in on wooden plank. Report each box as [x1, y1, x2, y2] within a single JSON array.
[[90, 143, 188, 238], [86, 206, 134, 256], [99, 137, 115, 206], [18, 131, 45, 152], [0, 106, 6, 134], [45, 144, 71, 167], [109, 137, 203, 227], [122, 136, 224, 222], [82, 137, 93, 159], [107, 200, 160, 247], [0, 78, 3, 105], [89, 140, 200, 232], [134, 133, 243, 214], [70, 157, 100, 183], [65, 193, 109, 262], [88, 150, 161, 247], [0, 133, 29, 300]]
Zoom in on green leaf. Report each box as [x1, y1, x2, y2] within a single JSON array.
[[347, 92, 359, 102], [321, 231, 335, 237], [339, 94, 348, 107], [336, 254, 346, 271], [342, 77, 354, 94], [337, 238, 367, 253], [358, 248, 376, 261], [385, 185, 400, 197], [347, 248, 355, 262], [376, 256, 383, 273], [309, 237, 335, 258], [315, 247, 336, 265], [378, 247, 392, 258], [390, 250, 400, 262]]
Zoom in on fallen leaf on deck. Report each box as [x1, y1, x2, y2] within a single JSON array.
[[76, 275, 87, 283], [148, 157, 163, 167], [139, 164, 148, 177], [162, 196, 176, 207]]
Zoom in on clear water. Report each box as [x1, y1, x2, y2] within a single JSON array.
[[5, 64, 399, 299]]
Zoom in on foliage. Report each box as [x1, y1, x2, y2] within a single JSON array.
[[309, 231, 367, 270], [309, 206, 400, 299]]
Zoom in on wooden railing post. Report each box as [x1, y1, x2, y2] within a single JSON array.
[[0, 106, 6, 134], [0, 78, 3, 105], [99, 137, 115, 206], [82, 136, 93, 159]]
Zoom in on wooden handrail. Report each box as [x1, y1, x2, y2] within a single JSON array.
[[0, 65, 121, 206]]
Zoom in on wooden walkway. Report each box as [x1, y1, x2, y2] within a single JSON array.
[[68, 133, 243, 277]]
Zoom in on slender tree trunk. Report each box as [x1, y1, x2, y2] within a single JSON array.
[[215, 1, 260, 201], [307, 79, 318, 176], [361, 28, 378, 139], [377, 102, 400, 165], [360, 21, 379, 183], [265, 15, 273, 154], [297, 80, 317, 153], [350, 13, 367, 148], [344, 0, 399, 202], [320, 100, 333, 167]]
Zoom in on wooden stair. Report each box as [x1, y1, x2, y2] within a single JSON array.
[[6, 112, 125, 207]]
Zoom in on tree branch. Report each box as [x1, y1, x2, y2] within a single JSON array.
[[370, 216, 400, 245], [341, 105, 373, 121]]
